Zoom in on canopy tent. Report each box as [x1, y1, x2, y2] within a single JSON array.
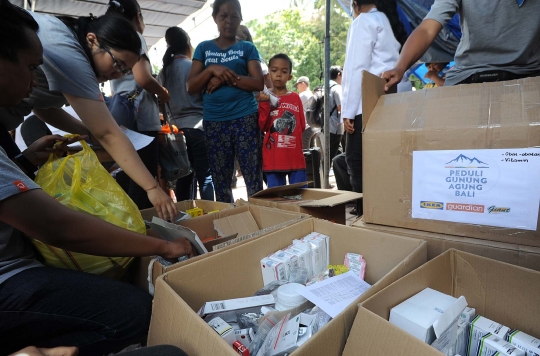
[[9, 0, 207, 47], [336, 0, 461, 63]]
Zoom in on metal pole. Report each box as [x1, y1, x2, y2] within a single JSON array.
[[322, 0, 331, 189]]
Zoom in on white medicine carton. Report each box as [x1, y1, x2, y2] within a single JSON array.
[[469, 316, 511, 356], [260, 257, 287, 285], [478, 334, 525, 356], [283, 245, 312, 277], [507, 330, 540, 356], [198, 295, 275, 319], [268, 250, 298, 279], [389, 288, 459, 344]]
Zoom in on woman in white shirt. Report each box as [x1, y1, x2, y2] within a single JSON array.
[[341, 0, 406, 215]]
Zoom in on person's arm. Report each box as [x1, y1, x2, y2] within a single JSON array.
[[381, 19, 443, 91], [10, 346, 78, 356], [132, 55, 170, 103], [258, 100, 271, 131], [186, 60, 215, 95], [33, 107, 90, 136], [63, 94, 177, 221], [0, 189, 193, 258], [424, 71, 446, 87], [341, 16, 376, 133], [231, 59, 264, 92]]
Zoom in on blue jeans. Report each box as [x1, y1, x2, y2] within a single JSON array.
[[265, 170, 307, 188], [0, 267, 152, 356], [175, 128, 214, 201]]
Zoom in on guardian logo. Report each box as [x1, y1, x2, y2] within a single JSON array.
[[446, 203, 485, 213]]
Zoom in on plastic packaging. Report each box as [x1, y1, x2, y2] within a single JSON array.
[[34, 137, 144, 278], [308, 306, 332, 336], [253, 280, 288, 296], [248, 313, 283, 356], [237, 312, 263, 333], [288, 267, 309, 284], [275, 283, 307, 311]]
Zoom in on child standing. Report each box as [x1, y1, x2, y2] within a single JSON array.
[[187, 0, 264, 203], [259, 54, 307, 187]]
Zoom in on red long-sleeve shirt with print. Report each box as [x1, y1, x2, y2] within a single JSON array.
[[258, 92, 307, 173]]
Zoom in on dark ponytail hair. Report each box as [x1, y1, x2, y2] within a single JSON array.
[[162, 27, 190, 79], [105, 0, 141, 22], [353, 0, 408, 47], [212, 0, 243, 20], [0, 0, 39, 62], [58, 15, 141, 75]]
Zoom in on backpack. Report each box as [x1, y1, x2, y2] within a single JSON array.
[[305, 84, 337, 128]]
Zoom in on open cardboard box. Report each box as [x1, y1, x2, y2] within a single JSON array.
[[139, 199, 234, 221], [342, 249, 540, 356], [147, 218, 427, 356], [129, 205, 308, 293], [352, 216, 540, 272], [361, 72, 540, 247], [245, 182, 362, 224]]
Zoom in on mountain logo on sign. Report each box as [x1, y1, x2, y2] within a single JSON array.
[[445, 154, 489, 168]]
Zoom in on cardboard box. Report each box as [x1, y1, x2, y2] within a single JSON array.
[[130, 205, 308, 293], [342, 249, 540, 356], [352, 217, 540, 272], [140, 199, 234, 221], [245, 182, 362, 224], [361, 72, 540, 246], [147, 218, 427, 356]]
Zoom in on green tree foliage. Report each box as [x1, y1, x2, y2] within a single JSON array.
[[247, 0, 350, 89]]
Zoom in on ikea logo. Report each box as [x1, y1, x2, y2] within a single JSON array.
[[420, 201, 444, 210]]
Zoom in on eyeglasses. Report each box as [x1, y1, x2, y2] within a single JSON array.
[[103, 47, 132, 76]]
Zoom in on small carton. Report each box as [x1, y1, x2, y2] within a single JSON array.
[[478, 334, 525, 356], [283, 245, 312, 277], [260, 257, 287, 285], [198, 295, 275, 319], [389, 288, 458, 344], [460, 307, 476, 325], [455, 322, 470, 356], [469, 316, 511, 356], [268, 250, 299, 279], [508, 330, 540, 356], [186, 207, 204, 218], [235, 328, 255, 344], [207, 317, 236, 346], [233, 340, 249, 356]]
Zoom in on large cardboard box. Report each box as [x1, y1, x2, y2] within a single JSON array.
[[246, 182, 362, 224], [147, 218, 427, 356], [351, 217, 540, 272], [342, 249, 540, 356], [361, 72, 540, 246], [130, 205, 308, 293], [140, 199, 234, 221]]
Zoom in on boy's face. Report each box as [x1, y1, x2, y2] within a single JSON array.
[[269, 58, 292, 88]]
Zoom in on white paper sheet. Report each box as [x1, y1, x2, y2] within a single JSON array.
[[299, 271, 371, 318], [412, 148, 540, 230]]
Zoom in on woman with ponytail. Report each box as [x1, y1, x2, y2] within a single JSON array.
[[157, 27, 215, 202], [106, 0, 171, 210], [341, 0, 404, 216], [0, 2, 178, 221]]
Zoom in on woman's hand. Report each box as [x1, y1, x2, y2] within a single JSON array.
[[23, 135, 88, 166], [206, 77, 223, 94], [146, 185, 178, 222], [163, 238, 195, 259], [424, 71, 437, 81], [210, 65, 239, 86], [159, 87, 170, 104]]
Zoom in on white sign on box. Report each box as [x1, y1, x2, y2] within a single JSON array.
[[412, 148, 540, 230]]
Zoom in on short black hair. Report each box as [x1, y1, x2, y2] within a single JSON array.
[[330, 65, 342, 80], [269, 53, 293, 73], [0, 0, 40, 62], [212, 0, 243, 20]]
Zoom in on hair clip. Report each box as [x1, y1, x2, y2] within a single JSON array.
[[109, 0, 125, 12], [89, 13, 96, 20]]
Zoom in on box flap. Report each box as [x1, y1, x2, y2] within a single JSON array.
[[298, 191, 362, 207], [433, 295, 467, 338], [212, 211, 259, 238], [251, 182, 311, 197], [362, 70, 389, 132], [342, 307, 441, 356]]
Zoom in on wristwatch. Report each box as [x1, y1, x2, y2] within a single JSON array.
[[14, 153, 38, 178]]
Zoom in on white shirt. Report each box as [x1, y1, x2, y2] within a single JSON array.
[[341, 8, 400, 120]]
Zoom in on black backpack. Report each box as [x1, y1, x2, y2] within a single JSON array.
[[305, 84, 337, 128]]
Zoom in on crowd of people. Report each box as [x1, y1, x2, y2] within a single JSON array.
[[0, 0, 539, 353]]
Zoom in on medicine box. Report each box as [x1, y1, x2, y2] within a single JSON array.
[[508, 330, 540, 356], [478, 334, 525, 356], [469, 316, 511, 356], [389, 288, 457, 344], [260, 257, 287, 285]]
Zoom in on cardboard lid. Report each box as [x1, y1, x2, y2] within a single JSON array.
[[251, 182, 312, 197], [251, 182, 362, 208]]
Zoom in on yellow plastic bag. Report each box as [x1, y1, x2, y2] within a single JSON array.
[[33, 136, 146, 278]]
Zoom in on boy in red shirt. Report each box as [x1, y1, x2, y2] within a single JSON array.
[[259, 53, 307, 187]]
